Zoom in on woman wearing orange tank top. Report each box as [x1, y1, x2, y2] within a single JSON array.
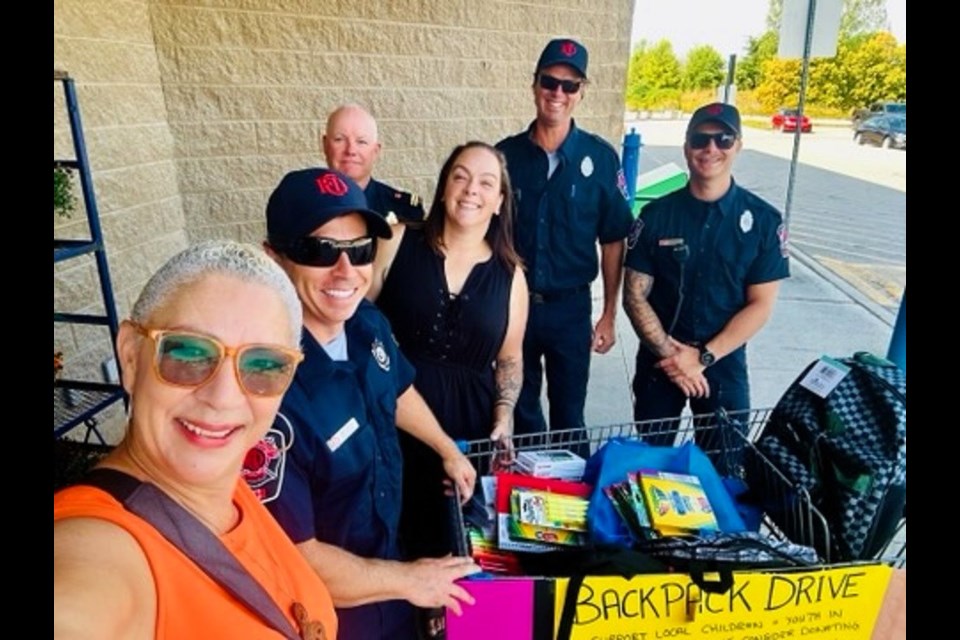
[[54, 240, 337, 639]]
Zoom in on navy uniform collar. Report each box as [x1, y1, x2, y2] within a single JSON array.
[[683, 177, 740, 217], [525, 118, 581, 158], [297, 311, 378, 383], [297, 328, 347, 383], [714, 178, 740, 217]]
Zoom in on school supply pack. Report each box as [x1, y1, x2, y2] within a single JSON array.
[[583, 438, 750, 547]]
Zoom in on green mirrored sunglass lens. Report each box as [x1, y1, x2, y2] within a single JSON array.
[[158, 334, 219, 383]]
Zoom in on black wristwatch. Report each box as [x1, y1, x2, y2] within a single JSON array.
[[698, 346, 716, 367]]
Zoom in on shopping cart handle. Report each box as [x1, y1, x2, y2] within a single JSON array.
[[455, 439, 469, 453]]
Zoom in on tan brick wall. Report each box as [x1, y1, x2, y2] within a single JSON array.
[[148, 0, 634, 241], [54, 0, 186, 440], [52, 0, 634, 439]]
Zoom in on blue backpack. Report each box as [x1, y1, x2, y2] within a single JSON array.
[[583, 438, 750, 546]]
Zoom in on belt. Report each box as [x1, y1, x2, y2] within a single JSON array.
[[529, 284, 590, 304]]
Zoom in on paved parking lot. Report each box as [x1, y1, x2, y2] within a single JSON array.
[[628, 118, 906, 192]]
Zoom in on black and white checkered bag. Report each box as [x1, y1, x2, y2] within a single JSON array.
[[748, 352, 906, 562]]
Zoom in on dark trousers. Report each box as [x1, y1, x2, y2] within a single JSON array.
[[514, 289, 592, 457], [632, 345, 750, 473]]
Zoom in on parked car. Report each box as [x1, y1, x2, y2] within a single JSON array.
[[852, 101, 906, 129], [854, 114, 906, 150], [771, 108, 812, 133]]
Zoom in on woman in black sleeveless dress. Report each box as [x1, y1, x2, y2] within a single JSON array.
[[370, 142, 528, 562]]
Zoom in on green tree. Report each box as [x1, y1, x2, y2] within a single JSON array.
[[835, 32, 905, 108], [840, 0, 889, 36], [754, 0, 903, 113], [756, 57, 802, 111], [736, 31, 779, 90], [756, 31, 905, 112], [765, 0, 782, 31], [804, 55, 845, 109], [682, 45, 726, 91], [625, 39, 682, 110], [766, 0, 889, 37]]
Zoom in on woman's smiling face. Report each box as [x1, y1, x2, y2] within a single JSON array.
[[118, 272, 294, 488]]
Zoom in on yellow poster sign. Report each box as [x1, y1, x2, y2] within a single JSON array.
[[555, 564, 892, 639]]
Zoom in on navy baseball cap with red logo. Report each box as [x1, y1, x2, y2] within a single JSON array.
[[266, 168, 392, 240], [536, 38, 589, 79], [687, 102, 742, 137]]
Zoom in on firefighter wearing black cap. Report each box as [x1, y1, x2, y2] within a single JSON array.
[[254, 167, 478, 639], [623, 102, 790, 457], [496, 38, 634, 454]]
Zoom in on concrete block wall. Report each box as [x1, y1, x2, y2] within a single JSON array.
[[52, 0, 634, 437], [54, 0, 185, 440], [149, 0, 635, 242]]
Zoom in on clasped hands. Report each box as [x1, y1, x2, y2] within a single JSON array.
[[655, 337, 711, 398]]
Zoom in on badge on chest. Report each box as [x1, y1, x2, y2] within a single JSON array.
[[371, 338, 390, 372]]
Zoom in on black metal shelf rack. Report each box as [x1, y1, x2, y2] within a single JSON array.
[[54, 70, 125, 443]]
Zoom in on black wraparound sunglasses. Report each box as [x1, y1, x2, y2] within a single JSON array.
[[270, 236, 377, 268]]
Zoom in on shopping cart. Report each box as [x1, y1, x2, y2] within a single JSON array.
[[457, 407, 905, 568]]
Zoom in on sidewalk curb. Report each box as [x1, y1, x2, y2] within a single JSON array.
[[789, 247, 897, 329]]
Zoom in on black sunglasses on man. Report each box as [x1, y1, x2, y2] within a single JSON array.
[[687, 131, 738, 150], [537, 74, 583, 95]]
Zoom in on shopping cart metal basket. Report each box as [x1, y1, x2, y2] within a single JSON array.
[[457, 407, 905, 568]]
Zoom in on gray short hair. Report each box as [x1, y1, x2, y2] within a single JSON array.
[[130, 240, 302, 345]]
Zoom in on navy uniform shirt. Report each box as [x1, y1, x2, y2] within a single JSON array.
[[257, 300, 416, 638], [497, 120, 634, 293], [624, 180, 790, 344], [365, 178, 426, 224]]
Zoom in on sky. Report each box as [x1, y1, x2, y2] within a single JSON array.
[[630, 0, 906, 58]]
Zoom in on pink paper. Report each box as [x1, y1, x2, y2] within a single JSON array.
[[445, 578, 536, 640]]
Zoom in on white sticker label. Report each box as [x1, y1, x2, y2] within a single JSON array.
[[481, 475, 497, 509], [326, 417, 360, 452], [799, 356, 851, 398]]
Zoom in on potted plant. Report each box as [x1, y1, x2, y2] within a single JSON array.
[[54, 165, 75, 384], [54, 351, 64, 383], [54, 166, 77, 218]]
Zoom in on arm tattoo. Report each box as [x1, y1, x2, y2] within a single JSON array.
[[494, 356, 522, 409], [623, 269, 673, 358]]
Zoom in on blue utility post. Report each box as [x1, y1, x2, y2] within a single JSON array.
[[621, 128, 643, 203], [886, 288, 906, 372]]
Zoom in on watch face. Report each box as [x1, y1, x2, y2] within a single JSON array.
[[700, 350, 716, 367]]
